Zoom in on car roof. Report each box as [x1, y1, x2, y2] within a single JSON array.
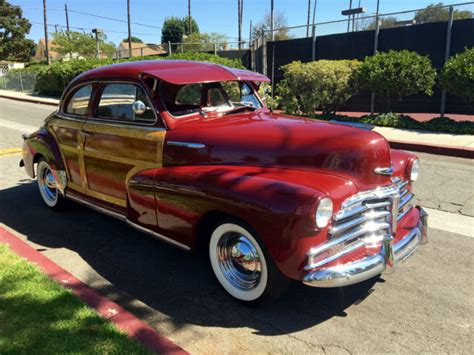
[[71, 60, 270, 86]]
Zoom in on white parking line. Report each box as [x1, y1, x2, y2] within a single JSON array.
[[0, 119, 37, 134], [424, 207, 474, 238]]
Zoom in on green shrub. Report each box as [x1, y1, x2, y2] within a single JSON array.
[[440, 47, 474, 103], [277, 60, 360, 115], [19, 53, 245, 97], [316, 112, 474, 135], [354, 50, 437, 112]]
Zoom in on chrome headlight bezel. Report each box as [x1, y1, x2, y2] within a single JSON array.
[[408, 158, 420, 182], [315, 197, 333, 228]]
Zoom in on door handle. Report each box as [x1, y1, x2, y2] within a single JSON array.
[[81, 129, 93, 137]]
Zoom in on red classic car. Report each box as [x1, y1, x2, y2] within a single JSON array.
[[21, 60, 428, 304]]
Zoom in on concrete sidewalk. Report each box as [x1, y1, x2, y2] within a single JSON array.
[[1, 89, 473, 158]]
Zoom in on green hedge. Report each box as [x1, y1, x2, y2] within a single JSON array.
[[18, 53, 245, 97], [353, 50, 437, 112], [440, 47, 474, 104], [277, 60, 360, 115], [319, 112, 474, 135]]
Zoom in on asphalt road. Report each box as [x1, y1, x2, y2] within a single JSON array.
[[1, 98, 473, 354]]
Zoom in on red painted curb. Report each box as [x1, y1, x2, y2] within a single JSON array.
[[389, 140, 474, 159], [0, 94, 58, 106], [0, 226, 188, 355]]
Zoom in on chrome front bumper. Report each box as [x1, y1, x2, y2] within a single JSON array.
[[303, 206, 428, 288]]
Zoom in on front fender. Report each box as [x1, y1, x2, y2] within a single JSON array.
[[136, 165, 357, 280]]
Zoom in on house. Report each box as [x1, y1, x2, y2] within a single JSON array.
[[33, 39, 82, 61], [114, 42, 166, 59]]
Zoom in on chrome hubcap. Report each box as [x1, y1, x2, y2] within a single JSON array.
[[40, 164, 57, 203], [217, 233, 261, 291]]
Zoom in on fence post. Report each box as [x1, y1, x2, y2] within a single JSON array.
[[370, 8, 381, 115], [168, 41, 172, 56], [19, 72, 24, 92], [440, 6, 454, 118], [262, 32, 267, 76], [311, 24, 317, 61]]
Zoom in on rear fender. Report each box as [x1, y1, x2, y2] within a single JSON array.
[[23, 126, 67, 194]]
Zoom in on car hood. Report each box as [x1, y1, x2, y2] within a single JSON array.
[[164, 111, 393, 190]]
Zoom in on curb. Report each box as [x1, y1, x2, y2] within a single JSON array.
[[1, 94, 472, 159], [0, 226, 188, 355], [389, 140, 474, 159], [0, 94, 58, 107]]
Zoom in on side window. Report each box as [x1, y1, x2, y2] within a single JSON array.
[[175, 84, 202, 106], [96, 83, 155, 123], [65, 85, 92, 116]]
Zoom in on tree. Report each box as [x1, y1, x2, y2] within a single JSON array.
[[122, 36, 142, 43], [0, 1, 35, 61], [52, 31, 115, 59], [440, 47, 474, 103], [161, 16, 199, 44], [252, 11, 292, 41], [182, 32, 228, 52], [354, 50, 437, 112], [414, 3, 473, 24], [362, 16, 399, 30]]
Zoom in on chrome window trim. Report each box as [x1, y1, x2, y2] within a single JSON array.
[[62, 83, 94, 119], [93, 81, 159, 126]]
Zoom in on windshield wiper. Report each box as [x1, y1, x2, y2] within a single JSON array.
[[223, 105, 257, 116]]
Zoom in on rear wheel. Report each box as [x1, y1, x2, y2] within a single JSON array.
[[37, 159, 66, 210], [209, 220, 290, 305]]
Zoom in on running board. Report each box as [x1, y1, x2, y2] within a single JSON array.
[[66, 193, 191, 251]]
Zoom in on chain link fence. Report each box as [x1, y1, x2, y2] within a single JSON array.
[[0, 72, 38, 93]]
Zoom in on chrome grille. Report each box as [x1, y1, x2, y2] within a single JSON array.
[[392, 177, 414, 221], [306, 179, 415, 271]]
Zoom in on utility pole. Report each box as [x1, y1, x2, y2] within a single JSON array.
[[54, 24, 58, 33], [237, 0, 242, 50], [92, 29, 103, 59], [64, 4, 70, 33], [270, 0, 274, 41], [127, 0, 132, 58], [188, 0, 191, 34], [43, 0, 50, 65], [306, 0, 311, 37]]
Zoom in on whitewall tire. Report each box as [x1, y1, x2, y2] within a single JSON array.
[[209, 221, 290, 304], [37, 159, 65, 210]]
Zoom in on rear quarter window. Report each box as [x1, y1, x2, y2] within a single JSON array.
[[65, 85, 92, 116]]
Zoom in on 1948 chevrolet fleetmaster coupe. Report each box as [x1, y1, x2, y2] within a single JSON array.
[[21, 60, 428, 304]]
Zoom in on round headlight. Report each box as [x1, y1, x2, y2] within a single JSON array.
[[315, 197, 333, 228], [409, 159, 420, 182]]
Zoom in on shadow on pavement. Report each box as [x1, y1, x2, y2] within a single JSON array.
[[0, 182, 381, 336]]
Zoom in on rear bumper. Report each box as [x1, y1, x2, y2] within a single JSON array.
[[303, 206, 428, 288]]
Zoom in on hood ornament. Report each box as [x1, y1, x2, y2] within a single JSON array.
[[374, 166, 393, 176]]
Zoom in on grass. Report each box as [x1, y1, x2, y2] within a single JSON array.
[[0, 244, 151, 354]]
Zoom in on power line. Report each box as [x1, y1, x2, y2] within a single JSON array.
[[30, 21, 158, 37]]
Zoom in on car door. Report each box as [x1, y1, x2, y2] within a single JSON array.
[[48, 84, 91, 191], [81, 81, 165, 209]]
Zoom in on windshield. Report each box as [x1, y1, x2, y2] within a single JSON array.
[[160, 81, 263, 117]]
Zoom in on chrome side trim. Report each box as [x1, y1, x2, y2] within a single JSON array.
[[166, 141, 206, 149], [374, 166, 394, 176], [126, 220, 191, 251]]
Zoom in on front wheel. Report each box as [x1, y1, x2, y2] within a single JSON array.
[[209, 221, 290, 305], [37, 159, 66, 210]]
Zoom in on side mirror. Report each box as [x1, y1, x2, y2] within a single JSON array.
[[132, 100, 147, 115]]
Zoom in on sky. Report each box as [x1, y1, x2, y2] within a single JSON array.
[[9, 0, 474, 46]]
